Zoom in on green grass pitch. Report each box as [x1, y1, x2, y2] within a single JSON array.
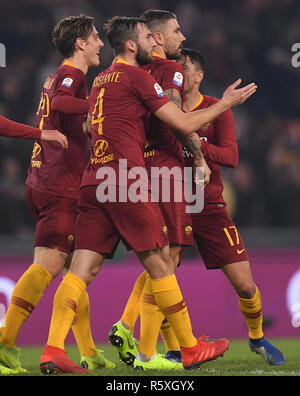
[[10, 338, 300, 376]]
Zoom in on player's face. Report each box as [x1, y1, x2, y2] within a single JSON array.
[[178, 55, 202, 93], [135, 23, 156, 65], [84, 26, 104, 67], [162, 18, 186, 60]]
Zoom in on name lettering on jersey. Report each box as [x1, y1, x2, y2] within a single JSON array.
[[62, 77, 73, 88], [43, 77, 55, 90], [93, 72, 123, 87], [173, 72, 183, 87]]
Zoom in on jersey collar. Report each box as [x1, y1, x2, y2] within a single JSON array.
[[62, 60, 75, 68], [152, 51, 165, 59], [192, 93, 204, 111], [113, 57, 129, 65]]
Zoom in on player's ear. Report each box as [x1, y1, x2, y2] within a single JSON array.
[[196, 70, 204, 84], [153, 31, 163, 46], [75, 37, 87, 51], [126, 40, 137, 53]]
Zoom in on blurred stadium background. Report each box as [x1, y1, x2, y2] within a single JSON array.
[[0, 0, 299, 345]]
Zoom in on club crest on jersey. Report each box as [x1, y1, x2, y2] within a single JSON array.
[[173, 72, 183, 87], [185, 225, 193, 236], [62, 77, 73, 88], [154, 83, 165, 97]]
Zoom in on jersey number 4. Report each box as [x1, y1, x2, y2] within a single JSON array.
[[91, 87, 105, 135]]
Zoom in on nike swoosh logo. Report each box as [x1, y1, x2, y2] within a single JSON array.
[[237, 248, 246, 254]]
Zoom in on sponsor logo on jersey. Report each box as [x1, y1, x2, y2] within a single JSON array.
[[173, 72, 183, 87], [31, 142, 41, 159], [154, 83, 165, 97], [94, 139, 109, 157], [31, 143, 42, 167], [91, 139, 114, 165], [62, 77, 73, 88]]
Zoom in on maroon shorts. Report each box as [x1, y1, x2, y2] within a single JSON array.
[[26, 185, 78, 254], [75, 185, 169, 258], [149, 173, 193, 247], [192, 208, 249, 269]]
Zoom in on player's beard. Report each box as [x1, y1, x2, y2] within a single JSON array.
[[165, 44, 183, 61], [136, 43, 154, 66]]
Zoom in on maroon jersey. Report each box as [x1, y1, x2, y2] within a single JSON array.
[[0, 115, 41, 139], [183, 94, 238, 215], [82, 58, 169, 187], [143, 53, 185, 168], [26, 61, 89, 200]]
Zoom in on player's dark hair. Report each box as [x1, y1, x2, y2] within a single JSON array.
[[181, 48, 206, 71], [104, 16, 146, 56], [140, 9, 177, 31], [52, 14, 94, 58]]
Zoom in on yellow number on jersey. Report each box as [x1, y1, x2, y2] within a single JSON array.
[[36, 92, 50, 130], [223, 226, 240, 246], [91, 87, 105, 135]]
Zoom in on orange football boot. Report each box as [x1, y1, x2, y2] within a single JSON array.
[[40, 345, 91, 375], [181, 336, 229, 370]]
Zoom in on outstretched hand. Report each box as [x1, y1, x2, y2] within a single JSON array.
[[40, 130, 68, 149], [222, 79, 257, 108]]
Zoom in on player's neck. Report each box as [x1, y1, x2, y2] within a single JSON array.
[[116, 53, 139, 67], [64, 55, 89, 75], [183, 88, 203, 112], [153, 46, 166, 59]]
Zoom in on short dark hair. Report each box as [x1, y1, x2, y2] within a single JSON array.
[[104, 16, 146, 56], [52, 14, 94, 58], [181, 48, 206, 71], [140, 9, 177, 31]]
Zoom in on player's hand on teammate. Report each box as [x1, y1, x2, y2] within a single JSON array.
[[222, 79, 257, 109], [82, 121, 91, 137], [193, 156, 211, 188], [190, 132, 211, 188], [83, 114, 92, 137], [40, 130, 68, 149]]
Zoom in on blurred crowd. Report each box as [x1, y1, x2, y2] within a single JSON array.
[[0, 0, 300, 234]]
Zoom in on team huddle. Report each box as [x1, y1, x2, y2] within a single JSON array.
[[0, 10, 285, 375]]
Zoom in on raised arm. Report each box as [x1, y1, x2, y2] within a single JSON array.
[[154, 79, 257, 136]]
